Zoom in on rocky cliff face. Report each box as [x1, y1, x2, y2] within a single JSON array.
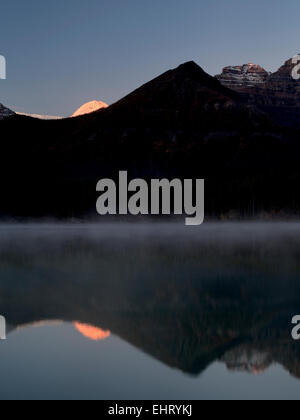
[[216, 64, 270, 91], [253, 58, 300, 127], [257, 58, 300, 106], [0, 103, 14, 120]]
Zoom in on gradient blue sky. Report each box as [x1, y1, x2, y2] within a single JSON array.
[[0, 0, 299, 116]]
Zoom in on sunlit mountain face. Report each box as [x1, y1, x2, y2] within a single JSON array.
[[71, 100, 108, 117], [16, 112, 63, 120], [74, 322, 111, 341]]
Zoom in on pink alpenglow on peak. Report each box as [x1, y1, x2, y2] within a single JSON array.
[[72, 100, 108, 117]]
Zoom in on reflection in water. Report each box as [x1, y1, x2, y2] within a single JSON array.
[[74, 322, 111, 341], [16, 320, 63, 330], [0, 222, 300, 399], [221, 346, 272, 375]]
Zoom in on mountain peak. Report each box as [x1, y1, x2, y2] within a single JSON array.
[[112, 60, 239, 111], [173, 61, 218, 80], [72, 100, 108, 117], [176, 61, 203, 71]]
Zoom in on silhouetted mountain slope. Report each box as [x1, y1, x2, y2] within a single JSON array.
[[112, 61, 240, 109], [0, 103, 14, 120], [0, 62, 300, 218]]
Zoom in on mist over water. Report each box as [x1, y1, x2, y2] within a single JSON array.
[[0, 222, 300, 400]]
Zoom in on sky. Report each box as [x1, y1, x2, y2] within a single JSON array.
[[0, 0, 299, 116]]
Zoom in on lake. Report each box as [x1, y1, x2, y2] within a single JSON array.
[[0, 222, 300, 400]]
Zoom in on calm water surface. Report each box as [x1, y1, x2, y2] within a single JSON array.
[[0, 222, 300, 400]]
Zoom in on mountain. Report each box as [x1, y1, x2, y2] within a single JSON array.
[[110, 61, 240, 114], [0, 103, 15, 120], [0, 61, 299, 218], [252, 57, 300, 127], [216, 63, 270, 91], [16, 112, 64, 120], [217, 57, 300, 127], [72, 100, 108, 117]]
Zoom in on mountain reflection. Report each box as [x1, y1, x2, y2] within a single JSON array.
[[74, 322, 111, 341], [1, 223, 300, 378]]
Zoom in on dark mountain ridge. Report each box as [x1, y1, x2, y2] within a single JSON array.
[[0, 61, 300, 218]]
